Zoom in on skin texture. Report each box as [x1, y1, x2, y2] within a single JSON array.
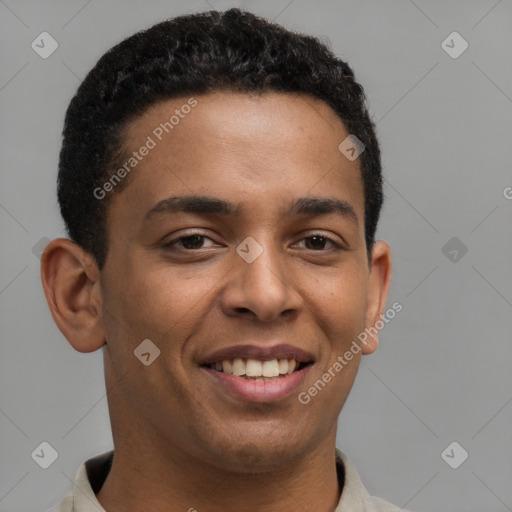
[[41, 91, 392, 512]]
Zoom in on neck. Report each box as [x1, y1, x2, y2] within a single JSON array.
[[96, 438, 341, 512]]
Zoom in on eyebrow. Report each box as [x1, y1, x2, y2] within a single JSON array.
[[143, 194, 358, 225]]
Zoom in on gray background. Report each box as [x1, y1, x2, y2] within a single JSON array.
[[1, 1, 511, 511]]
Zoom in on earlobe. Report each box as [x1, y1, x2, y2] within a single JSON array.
[[40, 238, 106, 353], [361, 240, 392, 355]]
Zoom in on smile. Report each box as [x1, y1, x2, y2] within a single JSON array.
[[205, 358, 310, 381], [201, 359, 313, 403]]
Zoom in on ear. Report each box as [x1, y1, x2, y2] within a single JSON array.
[[40, 238, 105, 353], [361, 240, 392, 355]]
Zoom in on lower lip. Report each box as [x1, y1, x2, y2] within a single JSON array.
[[202, 365, 312, 403]]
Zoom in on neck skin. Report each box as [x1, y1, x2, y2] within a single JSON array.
[[96, 418, 342, 512]]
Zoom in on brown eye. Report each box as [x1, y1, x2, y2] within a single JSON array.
[[164, 233, 217, 251], [177, 235, 206, 249], [297, 235, 340, 251], [305, 236, 329, 250]]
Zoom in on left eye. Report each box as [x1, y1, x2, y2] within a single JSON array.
[[165, 234, 216, 250], [294, 235, 339, 251]]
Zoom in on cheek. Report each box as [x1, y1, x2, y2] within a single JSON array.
[[107, 265, 216, 355], [100, 264, 172, 354], [313, 265, 369, 343], [101, 268, 192, 394]]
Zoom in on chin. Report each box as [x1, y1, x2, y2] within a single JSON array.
[[205, 432, 307, 473]]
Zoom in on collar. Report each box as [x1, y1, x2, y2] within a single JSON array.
[[59, 449, 394, 512]]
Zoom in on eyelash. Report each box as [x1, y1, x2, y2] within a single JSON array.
[[164, 232, 343, 252]]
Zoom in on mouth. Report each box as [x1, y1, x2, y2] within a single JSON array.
[[202, 358, 313, 381], [199, 344, 315, 403]]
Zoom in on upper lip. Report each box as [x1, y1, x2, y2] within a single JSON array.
[[200, 344, 315, 365]]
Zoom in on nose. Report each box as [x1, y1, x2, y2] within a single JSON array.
[[219, 238, 303, 323]]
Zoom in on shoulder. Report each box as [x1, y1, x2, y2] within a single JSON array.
[[365, 495, 409, 511], [46, 491, 73, 512], [335, 449, 413, 512]]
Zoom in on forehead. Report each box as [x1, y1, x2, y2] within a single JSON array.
[[109, 91, 364, 228], [123, 91, 356, 169]]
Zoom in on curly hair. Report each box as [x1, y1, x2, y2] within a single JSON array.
[[58, 8, 383, 269]]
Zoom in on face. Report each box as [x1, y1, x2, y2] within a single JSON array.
[[95, 91, 390, 472]]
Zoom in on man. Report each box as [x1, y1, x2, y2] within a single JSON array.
[[42, 8, 408, 512]]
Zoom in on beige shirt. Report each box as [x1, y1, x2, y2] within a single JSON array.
[[48, 449, 409, 512]]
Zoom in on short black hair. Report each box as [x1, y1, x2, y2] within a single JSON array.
[[58, 8, 383, 270]]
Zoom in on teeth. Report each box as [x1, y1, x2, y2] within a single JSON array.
[[222, 360, 233, 374], [262, 359, 280, 377], [232, 358, 246, 376], [211, 358, 303, 376], [246, 359, 263, 377]]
